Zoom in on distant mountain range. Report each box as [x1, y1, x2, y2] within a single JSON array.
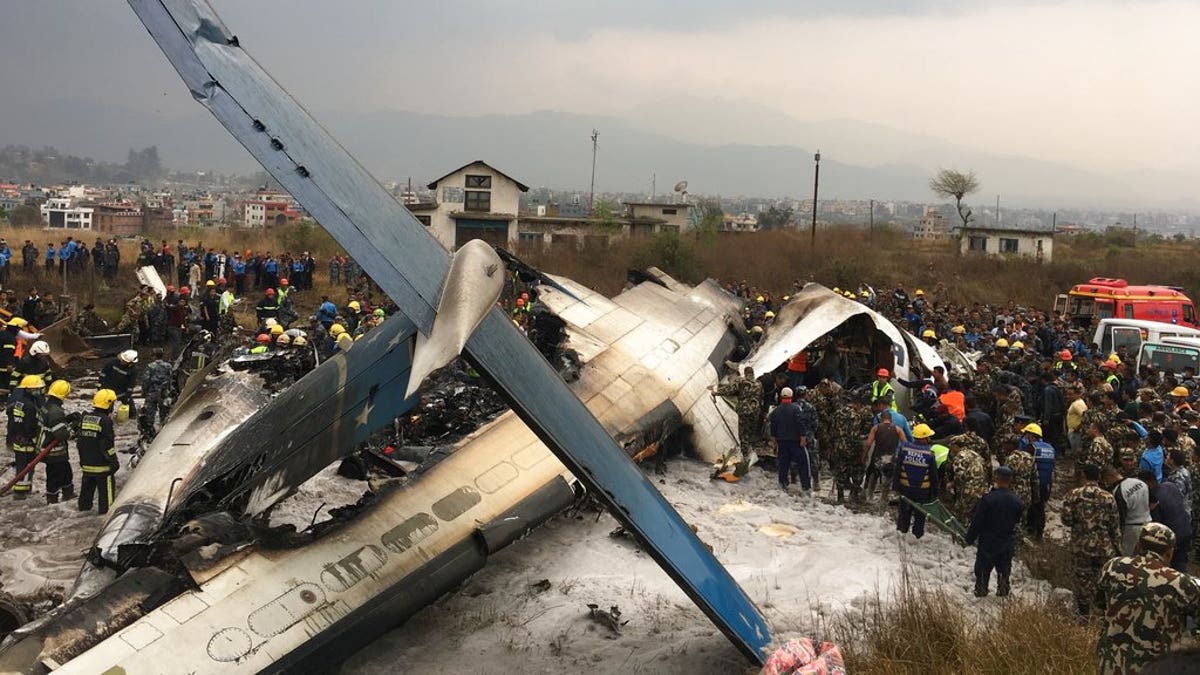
[[0, 96, 1193, 209]]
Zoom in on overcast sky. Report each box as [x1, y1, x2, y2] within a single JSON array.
[[1, 1, 1195, 176]]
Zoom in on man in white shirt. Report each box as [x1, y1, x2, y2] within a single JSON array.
[[1105, 467, 1151, 555]]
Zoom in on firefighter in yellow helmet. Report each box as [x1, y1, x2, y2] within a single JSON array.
[[42, 379, 74, 503], [6, 374, 45, 499], [78, 389, 119, 514]]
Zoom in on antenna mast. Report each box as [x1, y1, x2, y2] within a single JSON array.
[[589, 129, 598, 213]]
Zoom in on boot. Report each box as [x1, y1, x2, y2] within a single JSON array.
[[973, 580, 989, 598], [62, 485, 75, 500], [13, 492, 27, 501], [997, 575, 1010, 597], [46, 492, 59, 504]]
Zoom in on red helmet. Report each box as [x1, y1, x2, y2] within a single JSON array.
[[876, 368, 890, 378], [280, 278, 289, 286], [218, 277, 227, 285], [516, 298, 525, 307], [166, 285, 175, 292], [1059, 349, 1072, 361], [1102, 360, 1118, 370], [255, 334, 271, 343], [180, 286, 190, 295], [266, 288, 276, 296]]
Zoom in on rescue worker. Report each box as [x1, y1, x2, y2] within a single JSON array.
[[217, 281, 236, 333], [10, 340, 51, 391], [77, 389, 119, 514], [769, 386, 814, 496], [1021, 422, 1056, 539], [871, 368, 897, 411], [1061, 463, 1122, 615], [41, 379, 75, 503], [1097, 523, 1200, 674], [199, 279, 220, 332], [965, 466, 1024, 597], [139, 349, 173, 436], [893, 423, 940, 539], [0, 318, 29, 400], [255, 287, 280, 323], [714, 366, 763, 460], [6, 374, 45, 499], [249, 333, 272, 354], [100, 350, 139, 415]]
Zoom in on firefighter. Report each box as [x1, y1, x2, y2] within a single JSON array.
[[100, 349, 140, 415], [77, 389, 118, 514], [6, 374, 45, 499], [256, 287, 280, 323], [10, 340, 52, 390], [42, 379, 75, 503]]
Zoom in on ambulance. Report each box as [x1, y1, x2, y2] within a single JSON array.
[[1056, 277, 1199, 328]]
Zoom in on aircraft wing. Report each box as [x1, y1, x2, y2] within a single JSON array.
[[126, 0, 770, 662]]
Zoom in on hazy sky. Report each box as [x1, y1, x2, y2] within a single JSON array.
[[1, 1, 1196, 175]]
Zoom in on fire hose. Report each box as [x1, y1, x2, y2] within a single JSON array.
[[0, 440, 60, 497]]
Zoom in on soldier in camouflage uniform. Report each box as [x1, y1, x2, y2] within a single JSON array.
[[115, 288, 150, 340], [948, 436, 990, 525], [1061, 463, 1121, 615], [138, 348, 174, 437], [1001, 440, 1039, 517], [992, 385, 1024, 457], [1083, 420, 1115, 472], [1097, 522, 1200, 674], [1117, 446, 1140, 479], [808, 380, 842, 493], [714, 367, 763, 461], [829, 395, 871, 503]]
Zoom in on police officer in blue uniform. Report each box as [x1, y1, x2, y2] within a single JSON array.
[[1022, 422, 1056, 540], [893, 423, 940, 538]]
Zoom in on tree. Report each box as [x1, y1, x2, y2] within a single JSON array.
[[592, 198, 619, 229], [758, 205, 793, 231], [929, 168, 980, 236], [694, 199, 724, 240], [9, 205, 41, 227]]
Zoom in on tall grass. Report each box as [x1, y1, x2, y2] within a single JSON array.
[[825, 565, 1097, 675]]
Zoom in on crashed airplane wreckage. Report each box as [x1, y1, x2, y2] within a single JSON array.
[[739, 282, 950, 412], [0, 251, 757, 672]]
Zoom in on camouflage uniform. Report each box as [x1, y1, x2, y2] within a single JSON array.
[[1004, 450, 1038, 513], [715, 375, 763, 457], [138, 359, 174, 435], [1061, 484, 1121, 614], [115, 293, 146, 338], [829, 403, 871, 502], [1117, 447, 1140, 478], [1097, 524, 1200, 674], [1082, 435, 1114, 472], [948, 430, 991, 467], [948, 446, 989, 525]]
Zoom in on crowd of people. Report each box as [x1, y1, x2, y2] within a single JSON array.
[[716, 280, 1199, 673]]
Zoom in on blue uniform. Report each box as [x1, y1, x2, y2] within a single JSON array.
[[769, 400, 815, 492], [892, 441, 939, 538], [1026, 440, 1056, 539], [966, 486, 1024, 594]]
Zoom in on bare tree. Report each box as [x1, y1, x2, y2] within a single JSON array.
[[929, 169, 980, 235]]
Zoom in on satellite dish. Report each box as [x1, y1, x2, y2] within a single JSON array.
[[673, 180, 688, 193]]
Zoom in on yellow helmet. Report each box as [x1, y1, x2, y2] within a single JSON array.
[[1011, 341, 1025, 350], [995, 338, 1009, 349], [1171, 386, 1190, 397], [781, 295, 790, 301], [1021, 422, 1043, 437], [915, 289, 925, 296], [764, 311, 775, 319], [330, 323, 346, 336], [277, 333, 292, 345], [348, 300, 361, 312], [17, 375, 45, 389], [1107, 353, 1122, 364], [921, 329, 936, 339], [47, 379, 70, 400], [205, 279, 216, 287], [912, 423, 935, 439], [93, 389, 118, 410], [270, 324, 285, 336], [292, 335, 308, 347], [6, 317, 27, 328], [831, 288, 840, 294], [755, 295, 765, 303], [951, 325, 966, 335]]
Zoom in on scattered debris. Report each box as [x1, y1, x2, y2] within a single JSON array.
[[528, 579, 552, 594], [586, 603, 626, 637]]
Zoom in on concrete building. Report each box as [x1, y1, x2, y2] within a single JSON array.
[[623, 202, 691, 236], [41, 197, 93, 231], [913, 207, 949, 239], [93, 204, 146, 236], [413, 160, 529, 249], [959, 222, 1055, 263]]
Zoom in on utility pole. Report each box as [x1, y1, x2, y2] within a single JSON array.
[[588, 129, 598, 213], [651, 173, 656, 201], [810, 150, 821, 249], [869, 198, 874, 238], [996, 194, 1000, 225]]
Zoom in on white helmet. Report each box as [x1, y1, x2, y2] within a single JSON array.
[[264, 318, 279, 329], [29, 341, 50, 356], [119, 349, 139, 364]]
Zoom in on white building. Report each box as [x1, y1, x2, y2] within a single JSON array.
[[959, 223, 1055, 263], [244, 202, 266, 228], [41, 197, 94, 231], [409, 160, 529, 250], [913, 207, 949, 239]]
